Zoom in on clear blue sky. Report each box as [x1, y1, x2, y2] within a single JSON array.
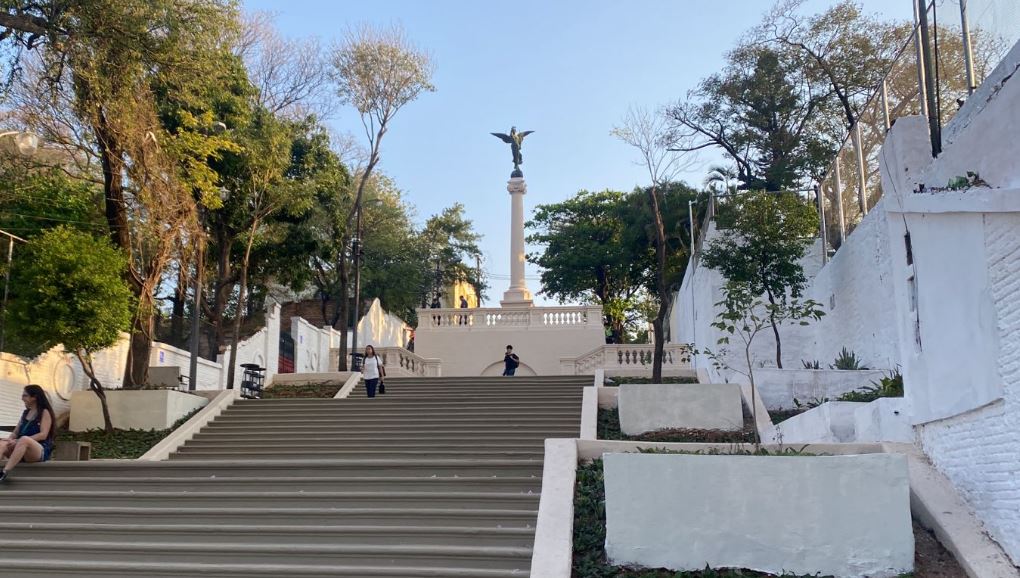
[[243, 0, 913, 306]]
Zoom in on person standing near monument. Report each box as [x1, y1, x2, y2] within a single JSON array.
[[502, 345, 520, 376], [362, 345, 386, 398]]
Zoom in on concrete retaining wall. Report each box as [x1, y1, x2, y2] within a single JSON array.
[[69, 390, 209, 432], [618, 383, 743, 435], [603, 452, 914, 577], [755, 368, 891, 410]]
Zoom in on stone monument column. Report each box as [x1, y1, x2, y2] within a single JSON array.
[[501, 174, 533, 307]]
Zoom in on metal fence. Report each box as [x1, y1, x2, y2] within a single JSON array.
[[818, 0, 1020, 260]]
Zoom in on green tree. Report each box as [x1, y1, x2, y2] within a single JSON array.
[[8, 227, 134, 432], [670, 47, 833, 191], [707, 280, 823, 437], [527, 190, 651, 343], [701, 190, 819, 368], [329, 23, 435, 369], [418, 204, 486, 309], [1, 0, 243, 387]]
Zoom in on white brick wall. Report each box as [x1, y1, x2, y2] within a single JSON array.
[[918, 213, 1020, 564]]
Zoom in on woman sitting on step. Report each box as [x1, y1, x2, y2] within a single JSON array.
[[363, 345, 386, 398], [0, 384, 56, 482]]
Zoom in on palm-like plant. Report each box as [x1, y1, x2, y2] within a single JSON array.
[[703, 164, 739, 194]]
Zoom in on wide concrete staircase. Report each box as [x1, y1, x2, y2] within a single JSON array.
[[0, 375, 587, 577]]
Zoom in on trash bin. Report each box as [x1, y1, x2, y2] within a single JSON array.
[[240, 363, 266, 399], [351, 352, 365, 372]]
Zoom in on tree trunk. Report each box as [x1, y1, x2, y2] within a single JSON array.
[[95, 121, 152, 388], [744, 342, 759, 446], [764, 287, 783, 369], [646, 186, 670, 382], [75, 351, 113, 433], [211, 228, 233, 358], [334, 260, 350, 371], [226, 230, 257, 389], [170, 264, 187, 344]]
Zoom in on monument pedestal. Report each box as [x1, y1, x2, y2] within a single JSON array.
[[501, 175, 533, 307]]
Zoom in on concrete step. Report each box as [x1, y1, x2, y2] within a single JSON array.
[[208, 415, 578, 426], [0, 540, 532, 571], [5, 475, 543, 493], [170, 448, 546, 460], [0, 522, 537, 547], [188, 432, 559, 443], [0, 559, 528, 577], [0, 505, 539, 526], [16, 459, 545, 478], [176, 440, 547, 451], [198, 423, 579, 434], [0, 490, 540, 509], [222, 406, 582, 417]]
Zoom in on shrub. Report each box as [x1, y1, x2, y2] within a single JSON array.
[[830, 347, 868, 370]]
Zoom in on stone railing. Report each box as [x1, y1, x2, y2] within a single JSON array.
[[560, 344, 693, 375], [330, 347, 441, 377], [419, 306, 603, 330]]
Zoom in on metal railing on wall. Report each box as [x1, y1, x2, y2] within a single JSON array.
[[816, 0, 1019, 262], [688, 0, 1018, 268]]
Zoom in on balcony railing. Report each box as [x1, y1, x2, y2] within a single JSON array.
[[560, 344, 693, 375], [419, 306, 603, 331]]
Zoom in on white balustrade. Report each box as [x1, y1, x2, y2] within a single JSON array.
[[420, 306, 601, 330], [560, 344, 693, 375]]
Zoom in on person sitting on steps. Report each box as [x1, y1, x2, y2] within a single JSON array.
[[363, 345, 386, 398], [0, 384, 56, 482], [503, 345, 520, 377]]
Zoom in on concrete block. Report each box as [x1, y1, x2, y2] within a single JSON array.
[[70, 390, 209, 432], [618, 383, 742, 435], [854, 398, 913, 443], [603, 452, 914, 577], [775, 401, 865, 443]]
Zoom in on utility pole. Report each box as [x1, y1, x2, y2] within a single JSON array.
[[0, 230, 26, 353]]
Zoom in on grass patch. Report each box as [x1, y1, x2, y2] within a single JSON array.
[[57, 408, 200, 459], [604, 376, 699, 387], [262, 383, 341, 398], [597, 405, 757, 444]]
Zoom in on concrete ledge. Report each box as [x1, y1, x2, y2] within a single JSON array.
[[604, 368, 698, 380], [887, 443, 1020, 578], [695, 367, 711, 384], [333, 372, 364, 399], [70, 390, 209, 432], [619, 383, 743, 435], [597, 386, 619, 409], [580, 387, 597, 440], [138, 389, 239, 461], [776, 401, 866, 443], [754, 368, 891, 410], [530, 438, 577, 578], [576, 438, 886, 461], [592, 369, 605, 387], [740, 382, 777, 443], [854, 398, 912, 442], [603, 453, 914, 576], [270, 372, 355, 387]]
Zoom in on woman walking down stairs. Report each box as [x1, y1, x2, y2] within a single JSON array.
[[0, 375, 588, 577]]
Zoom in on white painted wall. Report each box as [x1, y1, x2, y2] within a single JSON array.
[[291, 316, 342, 373], [415, 306, 604, 376], [0, 336, 129, 426], [218, 301, 280, 389], [358, 298, 411, 349], [149, 342, 222, 390]]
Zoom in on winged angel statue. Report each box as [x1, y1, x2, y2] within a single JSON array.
[[491, 126, 534, 174]]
